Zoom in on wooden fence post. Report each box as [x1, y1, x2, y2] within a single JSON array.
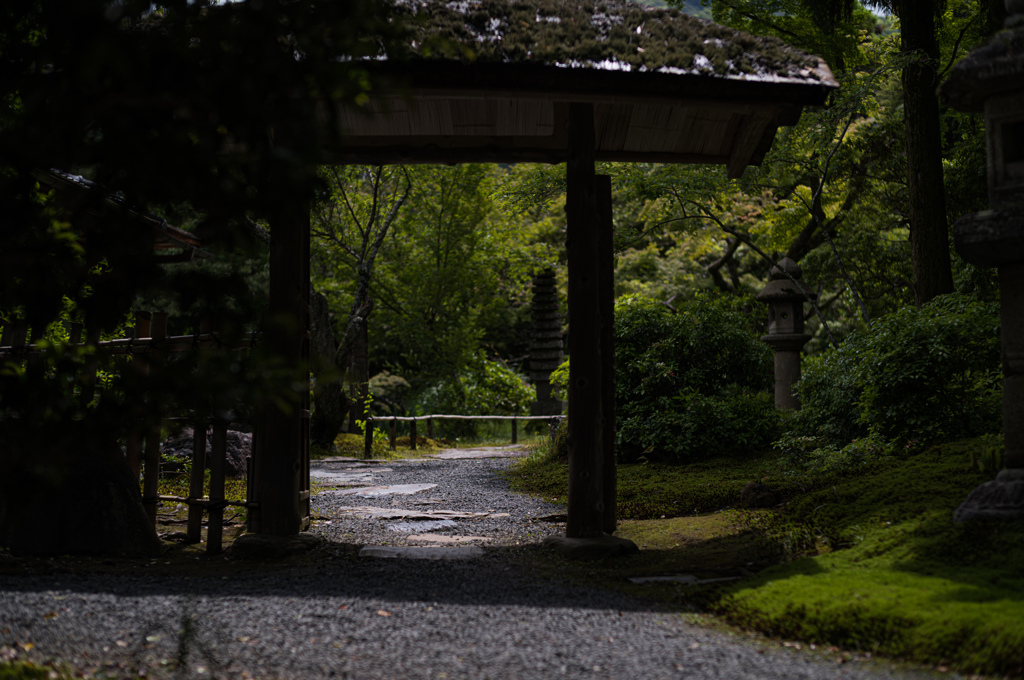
[[207, 420, 227, 553], [427, 417, 434, 441], [126, 311, 151, 482], [410, 418, 418, 451], [187, 421, 208, 544], [511, 417, 518, 445], [389, 418, 397, 451], [142, 312, 167, 527], [363, 416, 374, 459]]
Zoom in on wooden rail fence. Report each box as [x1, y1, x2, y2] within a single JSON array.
[[0, 311, 273, 554], [364, 414, 565, 458]]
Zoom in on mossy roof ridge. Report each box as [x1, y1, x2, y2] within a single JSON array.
[[385, 0, 832, 85]]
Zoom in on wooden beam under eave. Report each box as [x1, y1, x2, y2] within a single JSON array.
[[565, 102, 605, 539], [726, 113, 774, 179]]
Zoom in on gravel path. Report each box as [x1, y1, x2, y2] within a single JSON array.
[[0, 449, 957, 680]]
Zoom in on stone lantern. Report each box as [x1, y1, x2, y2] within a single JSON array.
[[940, 0, 1024, 521], [756, 257, 816, 410]]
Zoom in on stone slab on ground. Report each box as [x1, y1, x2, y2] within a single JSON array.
[[332, 507, 507, 521], [543, 534, 640, 560], [387, 520, 458, 532], [320, 483, 436, 497], [358, 545, 486, 560], [316, 457, 393, 464], [309, 471, 379, 485], [407, 534, 492, 544], [431, 447, 528, 460]]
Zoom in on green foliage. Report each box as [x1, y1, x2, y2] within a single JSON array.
[[549, 358, 570, 402], [352, 164, 551, 387], [416, 353, 532, 438], [773, 430, 902, 474], [695, 0, 881, 71], [614, 294, 777, 462], [795, 294, 1002, 447], [1, 0, 403, 553]]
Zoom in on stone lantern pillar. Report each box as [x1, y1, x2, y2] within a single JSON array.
[[756, 257, 815, 410], [940, 0, 1024, 522]]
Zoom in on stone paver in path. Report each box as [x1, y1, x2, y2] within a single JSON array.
[[335, 506, 508, 520], [431, 446, 527, 459], [323, 483, 437, 497], [407, 534, 493, 544], [387, 519, 459, 532]]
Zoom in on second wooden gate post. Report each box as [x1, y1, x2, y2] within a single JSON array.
[[565, 102, 604, 539], [596, 174, 616, 534], [252, 194, 309, 537]]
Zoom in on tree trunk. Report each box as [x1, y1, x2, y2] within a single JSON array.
[[899, 0, 954, 305], [0, 431, 161, 556], [310, 290, 349, 449]]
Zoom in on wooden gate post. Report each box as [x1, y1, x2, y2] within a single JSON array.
[[596, 174, 617, 534], [252, 195, 310, 537], [565, 102, 605, 539]]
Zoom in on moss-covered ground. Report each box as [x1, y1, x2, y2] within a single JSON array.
[[504, 439, 1024, 677]]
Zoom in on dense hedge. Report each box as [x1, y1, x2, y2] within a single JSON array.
[[794, 293, 1001, 447], [614, 294, 778, 462]]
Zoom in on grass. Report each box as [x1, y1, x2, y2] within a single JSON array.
[[503, 446, 830, 519], [504, 437, 1024, 677]]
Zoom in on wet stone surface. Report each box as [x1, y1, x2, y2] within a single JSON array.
[[310, 448, 563, 549]]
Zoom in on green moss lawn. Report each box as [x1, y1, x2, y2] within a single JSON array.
[[505, 439, 1024, 677]]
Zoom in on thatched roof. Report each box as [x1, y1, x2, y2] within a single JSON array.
[[326, 0, 838, 174], [387, 0, 831, 85]]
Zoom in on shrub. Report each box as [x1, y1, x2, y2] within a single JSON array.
[[614, 294, 778, 462], [416, 352, 533, 439], [794, 293, 1001, 447]]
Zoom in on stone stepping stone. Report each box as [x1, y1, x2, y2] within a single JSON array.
[[431, 447, 527, 460], [359, 545, 486, 560], [317, 457, 392, 465], [387, 519, 458, 532], [310, 471, 382, 485], [320, 483, 437, 497], [334, 506, 507, 520], [407, 534, 492, 544]]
